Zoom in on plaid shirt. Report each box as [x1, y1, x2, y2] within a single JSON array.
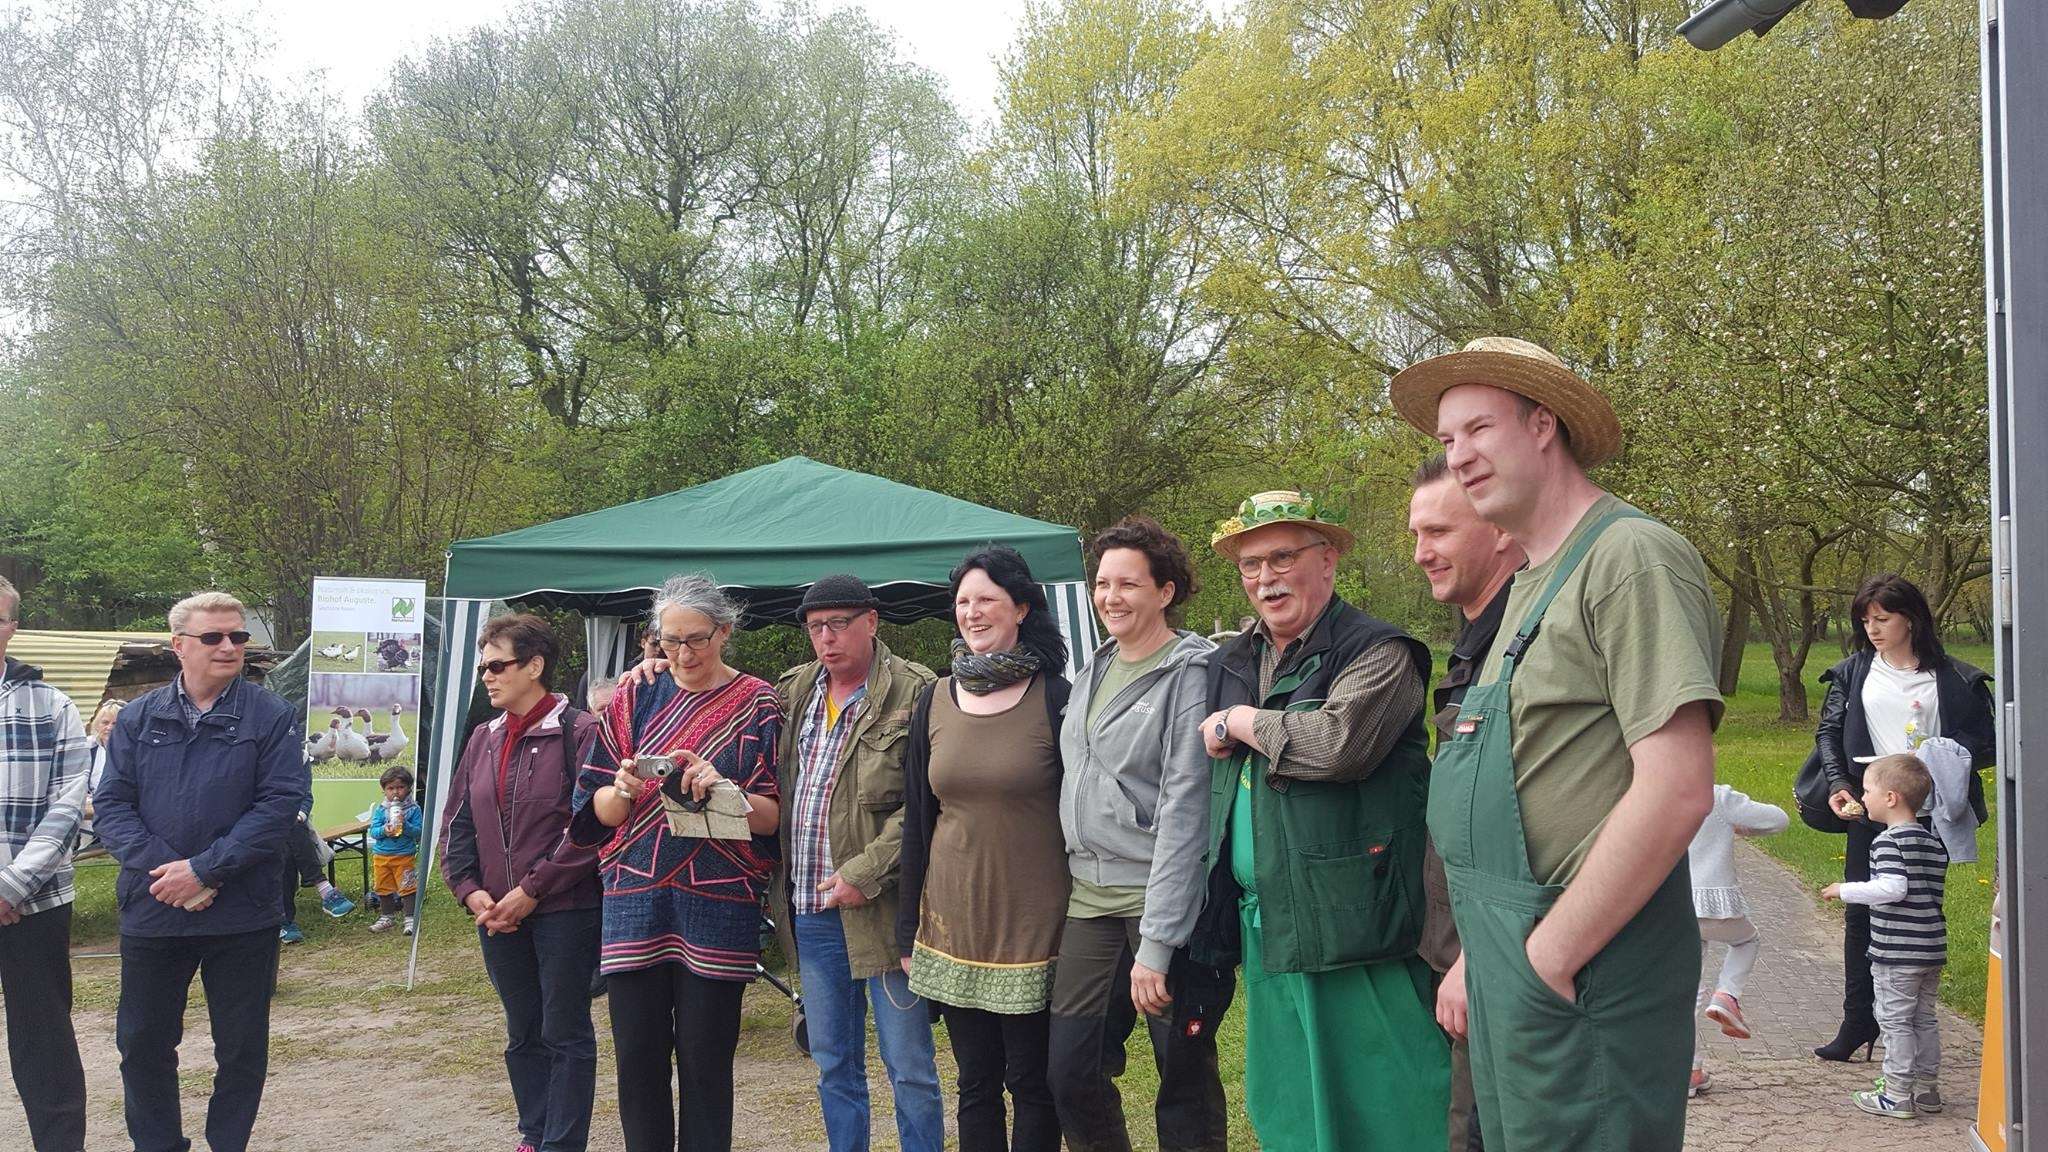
[[172, 673, 223, 730], [0, 658, 91, 914], [789, 677, 865, 915]]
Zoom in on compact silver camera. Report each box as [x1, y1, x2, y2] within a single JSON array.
[[636, 753, 679, 779]]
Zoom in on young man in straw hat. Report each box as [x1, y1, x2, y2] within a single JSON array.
[[1186, 491, 1449, 1152], [1391, 337, 1721, 1151]]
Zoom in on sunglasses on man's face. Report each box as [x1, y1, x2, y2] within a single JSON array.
[[179, 630, 252, 648], [477, 657, 532, 676]]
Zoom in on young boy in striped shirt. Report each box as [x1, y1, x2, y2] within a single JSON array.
[[1823, 753, 1949, 1118]]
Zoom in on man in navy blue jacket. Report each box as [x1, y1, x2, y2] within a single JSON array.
[[94, 591, 309, 1152]]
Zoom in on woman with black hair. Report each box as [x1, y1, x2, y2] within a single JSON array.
[[896, 545, 1071, 1152], [1812, 573, 1994, 1062]]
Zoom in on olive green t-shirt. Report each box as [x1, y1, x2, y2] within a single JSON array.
[[1479, 494, 1724, 887], [1086, 641, 1173, 727]]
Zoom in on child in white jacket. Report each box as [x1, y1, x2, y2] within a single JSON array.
[[1687, 783, 1790, 1096]]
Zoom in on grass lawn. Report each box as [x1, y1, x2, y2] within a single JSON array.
[[1710, 640, 1995, 1024]]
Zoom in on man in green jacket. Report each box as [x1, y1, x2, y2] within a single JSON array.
[[1189, 491, 1450, 1152], [773, 575, 943, 1152]]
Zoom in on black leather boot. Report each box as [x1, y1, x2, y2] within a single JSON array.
[[1814, 1018, 1881, 1062]]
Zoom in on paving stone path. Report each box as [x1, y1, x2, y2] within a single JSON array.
[[1685, 841, 1984, 1150]]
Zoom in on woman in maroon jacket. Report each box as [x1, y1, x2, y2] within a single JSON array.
[[442, 613, 604, 1152]]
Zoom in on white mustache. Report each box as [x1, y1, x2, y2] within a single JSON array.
[[1257, 582, 1291, 600]]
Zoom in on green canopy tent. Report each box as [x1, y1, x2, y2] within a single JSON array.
[[410, 458, 1097, 982], [442, 455, 1090, 620]]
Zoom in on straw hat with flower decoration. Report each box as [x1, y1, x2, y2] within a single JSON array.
[[1210, 490, 1355, 559], [1388, 336, 1623, 469]]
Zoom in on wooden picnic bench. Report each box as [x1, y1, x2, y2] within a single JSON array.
[[319, 818, 372, 893]]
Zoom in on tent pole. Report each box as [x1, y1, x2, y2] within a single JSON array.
[[409, 573, 484, 988]]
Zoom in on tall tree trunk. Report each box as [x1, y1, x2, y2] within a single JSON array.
[[1743, 543, 1815, 722], [1717, 552, 1754, 697], [1774, 656, 1808, 723]]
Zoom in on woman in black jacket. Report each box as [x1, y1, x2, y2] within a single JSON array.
[[1812, 574, 1994, 1061]]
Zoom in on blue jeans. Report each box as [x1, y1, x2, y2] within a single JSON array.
[[793, 910, 944, 1152], [479, 906, 601, 1152]]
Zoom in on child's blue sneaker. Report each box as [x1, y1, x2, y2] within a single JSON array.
[[279, 922, 304, 945], [320, 888, 356, 919]]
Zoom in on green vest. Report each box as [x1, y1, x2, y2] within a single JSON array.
[[1191, 596, 1433, 974]]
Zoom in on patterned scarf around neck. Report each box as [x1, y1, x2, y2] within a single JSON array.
[[950, 638, 1042, 695]]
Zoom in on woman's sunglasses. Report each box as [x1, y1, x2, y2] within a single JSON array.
[[476, 657, 532, 676], [178, 630, 252, 647]]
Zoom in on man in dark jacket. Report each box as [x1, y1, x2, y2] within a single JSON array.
[[95, 591, 309, 1152], [1192, 490, 1449, 1152], [1408, 453, 1525, 1152]]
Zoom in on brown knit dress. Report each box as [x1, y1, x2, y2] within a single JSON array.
[[907, 676, 1071, 1013]]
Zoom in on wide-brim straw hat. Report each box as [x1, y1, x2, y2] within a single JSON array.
[[1211, 490, 1356, 559], [1389, 336, 1623, 468]]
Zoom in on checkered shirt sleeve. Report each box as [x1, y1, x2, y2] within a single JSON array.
[[0, 677, 92, 912]]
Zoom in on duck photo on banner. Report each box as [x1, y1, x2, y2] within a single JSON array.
[[306, 672, 421, 771]]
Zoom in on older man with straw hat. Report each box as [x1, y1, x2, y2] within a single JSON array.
[[1185, 490, 1449, 1152], [1391, 337, 1721, 1152]]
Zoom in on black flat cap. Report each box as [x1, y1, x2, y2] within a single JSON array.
[[798, 574, 880, 617]]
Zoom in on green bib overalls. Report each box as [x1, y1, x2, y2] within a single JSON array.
[[1426, 509, 1699, 1151]]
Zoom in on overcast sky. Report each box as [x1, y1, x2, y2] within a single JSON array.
[[265, 0, 1035, 124]]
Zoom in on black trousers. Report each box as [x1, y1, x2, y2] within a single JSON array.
[[1843, 819, 1878, 1027], [607, 962, 744, 1152], [480, 908, 601, 1152], [279, 821, 327, 920], [0, 904, 87, 1151], [1047, 916, 1227, 1152], [943, 1003, 1060, 1152], [116, 927, 279, 1152]]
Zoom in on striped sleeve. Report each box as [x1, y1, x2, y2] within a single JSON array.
[[1868, 838, 1907, 880]]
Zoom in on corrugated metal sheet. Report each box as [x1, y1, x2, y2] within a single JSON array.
[[8, 630, 172, 709]]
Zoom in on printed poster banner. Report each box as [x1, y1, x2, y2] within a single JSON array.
[[306, 577, 427, 779]]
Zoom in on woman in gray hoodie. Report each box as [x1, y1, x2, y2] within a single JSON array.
[[1049, 516, 1232, 1152]]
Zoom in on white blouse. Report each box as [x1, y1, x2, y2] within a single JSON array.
[[1862, 653, 1939, 757]]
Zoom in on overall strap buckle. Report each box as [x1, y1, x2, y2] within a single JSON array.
[[1501, 626, 1540, 665]]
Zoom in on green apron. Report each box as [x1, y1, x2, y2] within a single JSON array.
[[1230, 667, 1449, 1152], [1426, 509, 1699, 1152]]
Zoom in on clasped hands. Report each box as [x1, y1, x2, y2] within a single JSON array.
[[149, 859, 215, 911], [466, 885, 539, 935]]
